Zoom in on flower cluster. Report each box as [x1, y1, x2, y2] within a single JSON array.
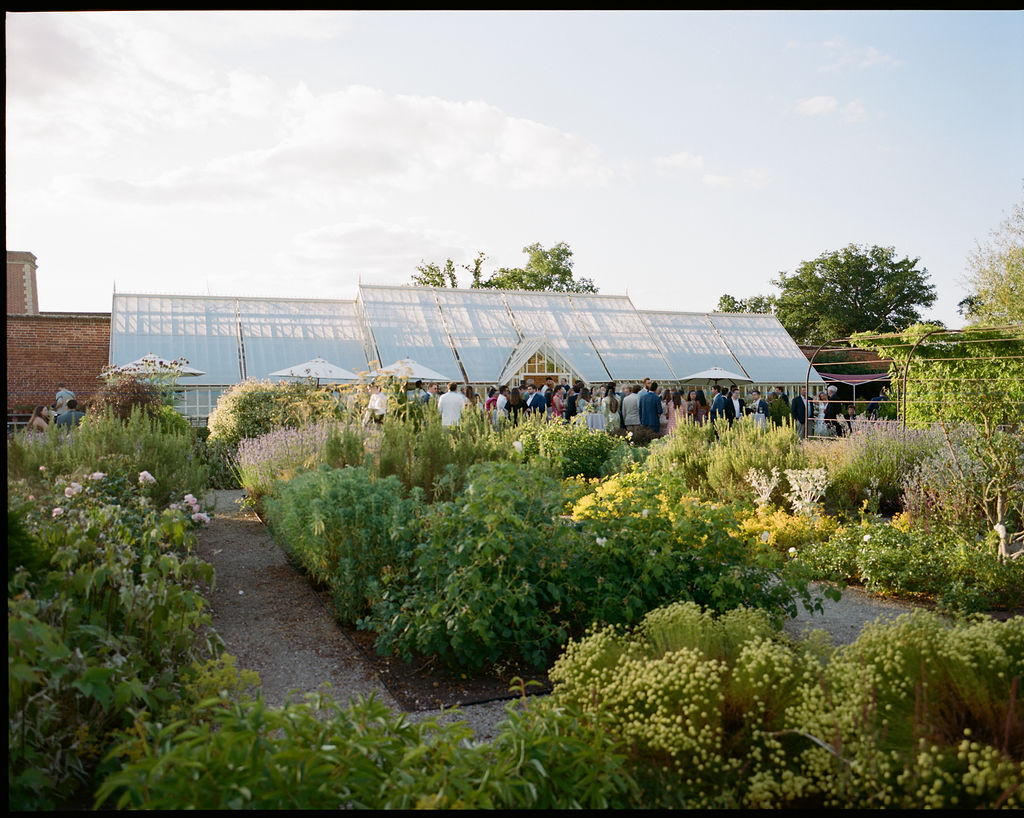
[[170, 492, 211, 525]]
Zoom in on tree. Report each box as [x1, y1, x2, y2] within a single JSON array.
[[410, 243, 597, 293], [715, 293, 777, 314], [477, 242, 597, 293], [773, 244, 937, 345], [960, 187, 1024, 326]]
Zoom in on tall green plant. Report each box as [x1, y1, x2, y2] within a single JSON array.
[[7, 407, 207, 508]]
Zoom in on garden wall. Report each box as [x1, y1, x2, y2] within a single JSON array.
[[6, 312, 111, 412]]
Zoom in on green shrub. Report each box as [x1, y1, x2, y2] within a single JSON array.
[[800, 521, 1024, 612], [644, 419, 716, 493], [365, 461, 579, 671], [549, 602, 1023, 809], [96, 689, 640, 810], [705, 419, 806, 505], [7, 407, 208, 509], [811, 423, 943, 516], [264, 465, 421, 623], [375, 405, 515, 501], [207, 379, 349, 449], [8, 474, 216, 809], [85, 374, 163, 420], [514, 416, 634, 479]]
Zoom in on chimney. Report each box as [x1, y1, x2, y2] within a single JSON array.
[[7, 251, 39, 314]]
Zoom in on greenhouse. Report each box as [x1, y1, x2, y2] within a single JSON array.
[[109, 285, 822, 421]]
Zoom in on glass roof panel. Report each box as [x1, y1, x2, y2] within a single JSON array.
[[433, 289, 520, 383], [569, 294, 674, 381], [501, 291, 610, 382], [110, 294, 242, 384], [639, 312, 744, 380], [708, 313, 820, 384], [358, 286, 462, 380], [238, 298, 368, 378]]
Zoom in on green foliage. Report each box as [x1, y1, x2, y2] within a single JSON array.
[[7, 407, 208, 509], [643, 418, 716, 492], [804, 423, 943, 517], [85, 374, 164, 420], [96, 690, 640, 809], [264, 466, 421, 623], [479, 241, 597, 293], [374, 404, 514, 501], [853, 324, 1024, 429], [234, 420, 360, 500], [568, 469, 825, 626], [550, 602, 1023, 809], [960, 186, 1024, 326], [206, 379, 350, 449], [704, 419, 807, 506], [365, 462, 576, 671], [8, 474, 216, 809], [409, 242, 596, 293], [514, 414, 633, 479], [799, 520, 1024, 612], [774, 244, 937, 345]]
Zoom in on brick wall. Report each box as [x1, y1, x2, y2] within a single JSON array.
[[7, 251, 39, 315], [6, 313, 111, 412]]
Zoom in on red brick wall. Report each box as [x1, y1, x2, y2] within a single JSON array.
[[6, 313, 111, 412]]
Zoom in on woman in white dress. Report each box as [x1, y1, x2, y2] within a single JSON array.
[[813, 391, 828, 436]]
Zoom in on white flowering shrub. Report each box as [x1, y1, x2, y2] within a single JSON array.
[[784, 468, 830, 517]]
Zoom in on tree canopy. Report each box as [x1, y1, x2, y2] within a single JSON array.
[[410, 242, 597, 293], [958, 187, 1024, 327], [772, 244, 936, 345], [715, 293, 778, 314]]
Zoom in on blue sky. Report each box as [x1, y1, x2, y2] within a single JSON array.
[[6, 10, 1023, 327]]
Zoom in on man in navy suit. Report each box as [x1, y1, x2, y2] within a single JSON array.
[[638, 381, 663, 435], [791, 386, 809, 438], [709, 385, 727, 426]]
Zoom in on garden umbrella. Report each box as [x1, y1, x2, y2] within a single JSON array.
[[372, 358, 455, 382], [268, 357, 360, 386], [680, 366, 751, 383]]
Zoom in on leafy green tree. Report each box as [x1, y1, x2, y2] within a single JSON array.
[[715, 293, 778, 313], [410, 243, 597, 293], [959, 188, 1024, 326], [773, 244, 937, 345], [478, 242, 597, 293]]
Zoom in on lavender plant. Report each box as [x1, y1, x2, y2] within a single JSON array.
[[234, 420, 362, 499]]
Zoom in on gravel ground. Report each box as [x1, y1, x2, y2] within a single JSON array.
[[195, 489, 923, 740]]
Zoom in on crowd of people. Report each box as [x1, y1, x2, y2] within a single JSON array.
[[372, 376, 890, 439]]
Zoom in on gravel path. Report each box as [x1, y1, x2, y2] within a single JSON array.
[[195, 489, 922, 739]]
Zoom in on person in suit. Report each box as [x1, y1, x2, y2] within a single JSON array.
[[791, 386, 809, 438], [747, 389, 769, 427], [638, 381, 664, 435], [709, 385, 727, 426], [727, 388, 745, 426]]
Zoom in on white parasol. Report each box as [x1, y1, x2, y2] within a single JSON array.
[[268, 357, 360, 385]]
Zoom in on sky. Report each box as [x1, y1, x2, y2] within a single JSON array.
[[6, 10, 1023, 328]]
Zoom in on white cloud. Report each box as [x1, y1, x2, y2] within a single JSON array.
[[67, 83, 613, 207], [795, 95, 839, 116], [655, 151, 706, 171], [281, 218, 472, 290], [842, 100, 867, 122], [790, 36, 902, 72], [702, 169, 769, 190]]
